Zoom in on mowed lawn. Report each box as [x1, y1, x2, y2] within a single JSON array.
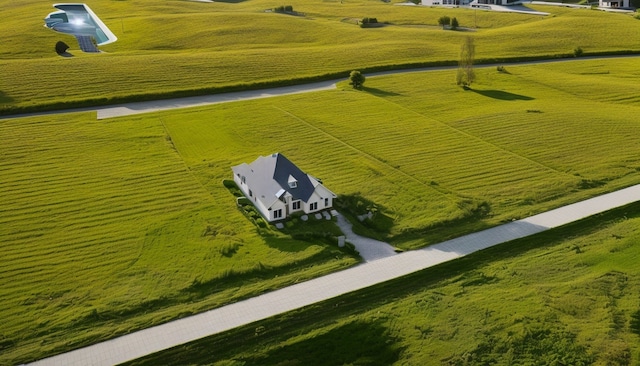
[[125, 200, 640, 366], [1, 58, 639, 364], [0, 114, 357, 365], [2, 0, 640, 112], [162, 57, 640, 248]]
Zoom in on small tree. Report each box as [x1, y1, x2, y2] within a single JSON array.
[[451, 17, 459, 30], [456, 36, 475, 89], [349, 70, 366, 90], [438, 16, 451, 29], [55, 41, 69, 55]]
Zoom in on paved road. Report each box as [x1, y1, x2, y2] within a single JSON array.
[[3, 55, 638, 121], [29, 183, 640, 366]]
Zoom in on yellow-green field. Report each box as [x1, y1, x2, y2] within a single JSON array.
[[0, 112, 358, 365], [2, 0, 640, 112], [125, 201, 640, 365], [1, 57, 639, 364]]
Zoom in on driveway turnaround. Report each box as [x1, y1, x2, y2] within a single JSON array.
[[28, 183, 640, 366]]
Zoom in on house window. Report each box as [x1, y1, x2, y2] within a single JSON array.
[[274, 209, 283, 219], [249, 190, 253, 197], [325, 198, 329, 207], [310, 202, 318, 211], [292, 201, 301, 210]]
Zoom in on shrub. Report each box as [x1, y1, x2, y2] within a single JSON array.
[[55, 41, 69, 55], [273, 5, 293, 13], [438, 16, 451, 29], [573, 46, 584, 57], [451, 17, 459, 30], [349, 70, 366, 89], [359, 17, 379, 28]]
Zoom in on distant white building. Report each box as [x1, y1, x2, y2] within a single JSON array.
[[599, 0, 630, 7], [470, 0, 520, 6], [422, 0, 473, 5], [232, 153, 336, 222]]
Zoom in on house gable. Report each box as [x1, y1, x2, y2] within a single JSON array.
[[272, 154, 315, 203]]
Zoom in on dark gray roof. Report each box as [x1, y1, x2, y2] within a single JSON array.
[[272, 153, 315, 202]]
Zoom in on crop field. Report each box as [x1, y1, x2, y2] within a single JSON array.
[[160, 57, 640, 247], [1, 10, 640, 362], [2, 0, 640, 112], [124, 201, 640, 365], [0, 113, 358, 365], [2, 57, 640, 364]]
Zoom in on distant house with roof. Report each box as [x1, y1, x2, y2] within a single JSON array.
[[231, 153, 337, 222], [599, 0, 629, 7]]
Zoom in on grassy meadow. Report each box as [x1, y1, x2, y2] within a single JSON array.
[[2, 57, 639, 364], [2, 0, 640, 112], [0, 112, 359, 365], [123, 200, 640, 366], [2, 0, 640, 362]]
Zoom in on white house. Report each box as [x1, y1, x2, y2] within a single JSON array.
[[232, 153, 337, 222], [599, 0, 629, 7], [422, 0, 473, 6]]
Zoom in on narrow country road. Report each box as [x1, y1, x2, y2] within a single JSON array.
[[28, 184, 640, 366], [2, 54, 638, 120]]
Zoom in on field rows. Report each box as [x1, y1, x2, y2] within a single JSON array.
[[3, 1, 640, 110], [0, 115, 217, 353]]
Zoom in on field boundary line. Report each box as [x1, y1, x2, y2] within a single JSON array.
[[273, 106, 458, 203], [370, 94, 573, 178]]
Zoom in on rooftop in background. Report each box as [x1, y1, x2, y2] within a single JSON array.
[[44, 3, 117, 52]]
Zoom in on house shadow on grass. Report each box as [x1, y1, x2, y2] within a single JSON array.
[[470, 89, 534, 101], [363, 86, 402, 97]]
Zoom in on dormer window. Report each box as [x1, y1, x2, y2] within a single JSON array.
[[288, 174, 298, 189]]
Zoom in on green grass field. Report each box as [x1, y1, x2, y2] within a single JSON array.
[[2, 57, 639, 364], [2, 0, 640, 112], [2, 0, 640, 362], [123, 201, 640, 366], [0, 113, 358, 365]]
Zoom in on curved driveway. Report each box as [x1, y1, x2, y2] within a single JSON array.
[[29, 184, 640, 366]]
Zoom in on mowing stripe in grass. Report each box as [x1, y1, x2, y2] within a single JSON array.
[[28, 183, 640, 366]]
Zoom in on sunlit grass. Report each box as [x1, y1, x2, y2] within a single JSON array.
[[0, 112, 358, 365], [1, 1, 639, 111], [124, 202, 640, 365], [1, 58, 639, 364]]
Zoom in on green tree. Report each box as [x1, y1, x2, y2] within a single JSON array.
[[349, 70, 366, 90], [451, 17, 459, 30], [456, 36, 475, 89], [438, 16, 451, 29], [55, 41, 69, 55]]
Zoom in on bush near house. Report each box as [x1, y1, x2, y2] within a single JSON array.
[[273, 5, 294, 13], [359, 17, 381, 28]]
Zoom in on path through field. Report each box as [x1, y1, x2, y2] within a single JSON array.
[[29, 183, 640, 366]]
